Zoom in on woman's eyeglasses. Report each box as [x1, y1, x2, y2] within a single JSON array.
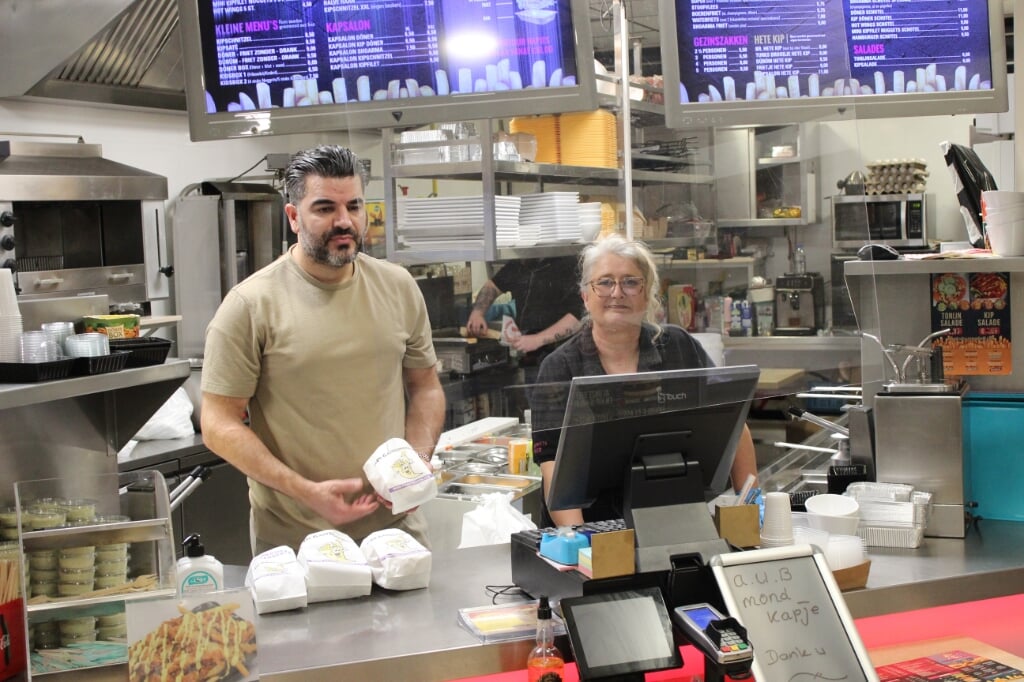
[[588, 277, 646, 297]]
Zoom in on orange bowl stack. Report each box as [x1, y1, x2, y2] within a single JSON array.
[[509, 116, 560, 164], [559, 110, 617, 168]]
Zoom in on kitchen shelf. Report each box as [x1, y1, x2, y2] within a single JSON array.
[[716, 123, 819, 228], [715, 218, 808, 228], [15, 469, 177, 679], [20, 518, 171, 552], [26, 587, 177, 617], [757, 156, 805, 167], [383, 13, 713, 264]]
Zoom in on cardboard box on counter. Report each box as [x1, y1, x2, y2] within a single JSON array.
[[577, 528, 635, 579], [714, 504, 760, 549]]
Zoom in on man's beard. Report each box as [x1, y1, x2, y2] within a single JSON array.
[[298, 221, 363, 268]]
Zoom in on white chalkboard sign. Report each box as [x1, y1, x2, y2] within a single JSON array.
[[710, 544, 879, 682]]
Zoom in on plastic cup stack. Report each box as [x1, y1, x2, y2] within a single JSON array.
[[64, 333, 110, 358], [982, 190, 1024, 256], [0, 268, 22, 363], [19, 330, 59, 363], [41, 321, 75, 357], [823, 534, 868, 571], [760, 491, 794, 548]]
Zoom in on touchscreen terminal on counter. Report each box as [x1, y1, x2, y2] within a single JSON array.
[[559, 586, 682, 681]]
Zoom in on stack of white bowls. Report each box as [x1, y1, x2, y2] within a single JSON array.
[[64, 333, 110, 358], [804, 493, 860, 535], [0, 269, 22, 362], [579, 203, 602, 242], [982, 190, 1024, 256]]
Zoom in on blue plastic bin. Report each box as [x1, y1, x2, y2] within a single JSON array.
[[962, 392, 1024, 522]]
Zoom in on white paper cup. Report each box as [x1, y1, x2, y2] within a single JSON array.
[[760, 492, 793, 544], [986, 218, 1024, 256], [982, 190, 1024, 210]]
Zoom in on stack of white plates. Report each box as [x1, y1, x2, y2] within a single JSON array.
[[519, 192, 582, 244], [398, 195, 520, 250]]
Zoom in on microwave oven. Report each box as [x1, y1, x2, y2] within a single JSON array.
[[831, 193, 927, 250]]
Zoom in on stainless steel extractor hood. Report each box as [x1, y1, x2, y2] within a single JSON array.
[[0, 139, 167, 201], [1, 0, 186, 111]]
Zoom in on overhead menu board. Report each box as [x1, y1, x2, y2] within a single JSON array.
[[177, 0, 597, 140], [710, 544, 879, 682], [660, 0, 1006, 127]]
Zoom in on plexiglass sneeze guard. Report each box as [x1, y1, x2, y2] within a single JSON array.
[[14, 470, 177, 678]]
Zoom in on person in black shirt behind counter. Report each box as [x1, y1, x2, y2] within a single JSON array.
[[530, 234, 758, 528], [465, 257, 583, 370]]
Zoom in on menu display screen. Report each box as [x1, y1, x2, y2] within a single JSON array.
[[178, 0, 595, 139], [661, 0, 1006, 127]]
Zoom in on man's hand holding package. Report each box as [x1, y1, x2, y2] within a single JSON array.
[[307, 478, 379, 525], [511, 333, 545, 354], [466, 309, 489, 337]]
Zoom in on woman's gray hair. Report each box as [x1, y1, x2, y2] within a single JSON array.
[[578, 233, 664, 333], [284, 145, 369, 203]]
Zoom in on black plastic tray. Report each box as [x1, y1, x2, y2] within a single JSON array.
[[107, 337, 172, 368], [70, 351, 131, 376], [0, 358, 75, 383]]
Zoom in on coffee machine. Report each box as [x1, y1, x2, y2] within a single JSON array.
[[774, 273, 825, 335]]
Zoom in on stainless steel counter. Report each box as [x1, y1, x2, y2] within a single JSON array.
[[61, 519, 1024, 682], [254, 520, 1024, 681]]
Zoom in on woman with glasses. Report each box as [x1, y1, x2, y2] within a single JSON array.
[[531, 233, 758, 527]]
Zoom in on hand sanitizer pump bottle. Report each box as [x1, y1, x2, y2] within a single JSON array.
[[177, 533, 224, 596]]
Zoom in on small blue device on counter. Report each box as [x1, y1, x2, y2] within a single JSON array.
[[539, 529, 590, 565]]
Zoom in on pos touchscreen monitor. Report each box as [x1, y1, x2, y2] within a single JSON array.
[[542, 365, 759, 562]]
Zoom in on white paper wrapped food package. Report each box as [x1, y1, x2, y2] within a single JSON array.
[[245, 545, 308, 614], [298, 529, 373, 602], [362, 438, 438, 514], [359, 528, 432, 590]]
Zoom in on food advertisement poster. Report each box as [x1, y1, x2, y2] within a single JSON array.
[[127, 590, 258, 681], [930, 272, 1011, 376]]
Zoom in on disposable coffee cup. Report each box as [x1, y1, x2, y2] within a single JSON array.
[[760, 491, 794, 546]]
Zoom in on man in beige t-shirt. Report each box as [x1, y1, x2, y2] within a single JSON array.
[[201, 145, 445, 554]]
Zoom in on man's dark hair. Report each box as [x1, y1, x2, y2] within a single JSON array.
[[284, 145, 369, 202]]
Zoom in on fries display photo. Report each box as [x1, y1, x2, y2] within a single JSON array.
[[128, 592, 258, 682]]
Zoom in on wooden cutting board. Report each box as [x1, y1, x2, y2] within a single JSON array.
[[757, 367, 805, 390]]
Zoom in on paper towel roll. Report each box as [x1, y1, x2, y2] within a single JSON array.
[[691, 332, 725, 367], [0, 268, 19, 317]]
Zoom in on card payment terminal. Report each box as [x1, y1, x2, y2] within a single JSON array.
[[672, 602, 753, 668]]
